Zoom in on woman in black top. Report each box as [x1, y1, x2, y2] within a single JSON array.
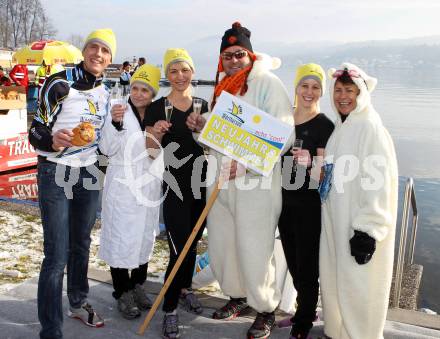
[[145, 48, 207, 339], [278, 63, 334, 339]]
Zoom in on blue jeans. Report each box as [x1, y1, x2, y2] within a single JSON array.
[[37, 160, 101, 339]]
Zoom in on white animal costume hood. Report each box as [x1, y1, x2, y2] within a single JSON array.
[[320, 62, 398, 339], [328, 62, 378, 121]]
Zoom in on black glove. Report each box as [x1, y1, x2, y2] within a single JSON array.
[[350, 230, 376, 265]]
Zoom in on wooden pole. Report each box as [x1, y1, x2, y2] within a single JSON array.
[[137, 178, 224, 335]]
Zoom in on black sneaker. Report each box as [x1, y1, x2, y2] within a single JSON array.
[[162, 313, 180, 339], [117, 291, 141, 319], [212, 297, 249, 320], [289, 322, 313, 339], [133, 284, 153, 311], [247, 312, 275, 339], [179, 290, 202, 314]]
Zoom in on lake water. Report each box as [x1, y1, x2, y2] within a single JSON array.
[[2, 68, 439, 311]]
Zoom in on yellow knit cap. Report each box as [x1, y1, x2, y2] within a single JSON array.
[[163, 48, 195, 76], [130, 64, 161, 95], [83, 28, 117, 60], [293, 63, 325, 107]]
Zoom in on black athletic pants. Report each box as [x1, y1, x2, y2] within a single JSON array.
[[110, 262, 149, 299], [278, 189, 321, 327], [162, 189, 205, 313]]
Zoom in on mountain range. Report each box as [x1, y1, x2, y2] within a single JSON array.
[[144, 35, 440, 79]]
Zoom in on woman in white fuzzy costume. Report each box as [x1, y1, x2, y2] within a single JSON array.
[[320, 63, 398, 339]]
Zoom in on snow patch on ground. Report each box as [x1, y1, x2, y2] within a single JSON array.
[[0, 209, 221, 297], [0, 209, 169, 291]]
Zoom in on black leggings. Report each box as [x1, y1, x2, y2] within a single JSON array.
[[110, 262, 149, 299], [162, 189, 205, 312], [278, 190, 321, 327]]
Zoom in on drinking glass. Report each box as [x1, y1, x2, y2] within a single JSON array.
[[193, 98, 202, 115], [292, 138, 303, 170], [111, 82, 120, 101], [164, 98, 173, 123], [120, 85, 130, 127], [115, 85, 130, 129], [192, 79, 199, 98], [110, 83, 128, 129], [121, 85, 130, 103]]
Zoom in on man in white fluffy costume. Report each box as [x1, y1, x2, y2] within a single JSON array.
[[187, 22, 292, 339], [320, 62, 398, 339]]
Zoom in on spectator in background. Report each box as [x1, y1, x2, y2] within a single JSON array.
[[131, 57, 145, 75], [0, 66, 12, 86], [35, 60, 48, 91], [120, 61, 131, 87], [9, 63, 29, 92], [119, 61, 131, 94]]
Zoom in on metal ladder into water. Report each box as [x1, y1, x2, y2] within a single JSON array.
[[392, 177, 420, 309]]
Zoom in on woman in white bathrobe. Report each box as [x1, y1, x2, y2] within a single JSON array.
[[99, 64, 163, 320], [320, 63, 398, 339]]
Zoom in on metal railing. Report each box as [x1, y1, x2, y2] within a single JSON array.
[[392, 177, 419, 308]]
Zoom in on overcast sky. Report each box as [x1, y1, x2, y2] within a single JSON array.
[[42, 0, 440, 63]]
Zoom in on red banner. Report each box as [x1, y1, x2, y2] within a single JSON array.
[[0, 133, 37, 172], [0, 168, 37, 201], [30, 40, 53, 50]]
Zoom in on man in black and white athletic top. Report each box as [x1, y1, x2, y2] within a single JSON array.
[[29, 28, 116, 339]]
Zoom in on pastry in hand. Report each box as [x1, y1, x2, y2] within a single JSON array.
[[71, 122, 95, 146]]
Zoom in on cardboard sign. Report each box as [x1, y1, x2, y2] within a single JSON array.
[[198, 91, 293, 176]]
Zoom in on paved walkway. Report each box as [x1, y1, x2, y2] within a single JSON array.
[[1, 276, 440, 339]]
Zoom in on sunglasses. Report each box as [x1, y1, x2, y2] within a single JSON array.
[[221, 50, 248, 61], [333, 68, 369, 89], [332, 69, 362, 79]]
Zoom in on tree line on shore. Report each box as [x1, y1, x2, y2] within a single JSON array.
[[0, 0, 56, 49]]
